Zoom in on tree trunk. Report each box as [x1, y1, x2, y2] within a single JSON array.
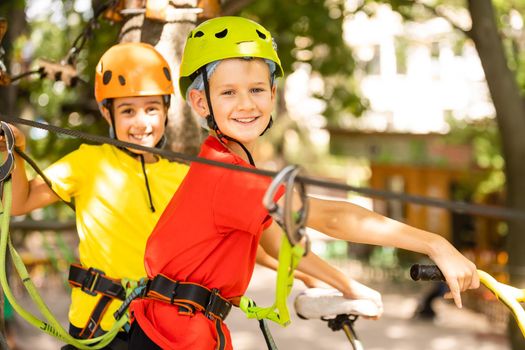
[[0, 3, 25, 117], [468, 1, 525, 348], [0, 3, 26, 342], [118, 1, 201, 155]]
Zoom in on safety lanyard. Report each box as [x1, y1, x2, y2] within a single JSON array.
[[0, 122, 130, 349], [240, 165, 310, 326]]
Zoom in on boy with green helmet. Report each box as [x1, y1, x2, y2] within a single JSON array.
[[129, 16, 478, 349]]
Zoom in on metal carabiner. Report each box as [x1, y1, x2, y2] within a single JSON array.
[[0, 121, 15, 182], [263, 165, 310, 250]]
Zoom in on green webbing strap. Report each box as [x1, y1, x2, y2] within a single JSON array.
[[240, 165, 309, 350], [240, 235, 304, 326], [0, 179, 129, 349]]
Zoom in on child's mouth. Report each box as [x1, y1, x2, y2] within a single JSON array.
[[129, 132, 153, 141], [232, 116, 259, 124]]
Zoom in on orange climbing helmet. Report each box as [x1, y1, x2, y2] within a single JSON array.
[[94, 42, 174, 103]]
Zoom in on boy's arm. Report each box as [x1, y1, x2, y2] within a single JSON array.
[[255, 245, 320, 288], [0, 124, 59, 215], [259, 222, 383, 312], [305, 195, 479, 308]]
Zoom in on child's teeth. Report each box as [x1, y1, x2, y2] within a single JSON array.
[[237, 118, 256, 123]]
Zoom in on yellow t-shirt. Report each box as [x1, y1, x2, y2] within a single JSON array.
[[43, 143, 189, 331]]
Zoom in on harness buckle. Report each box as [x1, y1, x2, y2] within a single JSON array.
[[205, 288, 231, 321], [81, 267, 105, 297], [0, 121, 16, 183], [169, 281, 179, 304]]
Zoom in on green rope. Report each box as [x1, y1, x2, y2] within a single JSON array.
[[240, 235, 305, 326], [0, 179, 128, 349]]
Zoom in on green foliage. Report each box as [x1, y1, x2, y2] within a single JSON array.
[[445, 116, 504, 198], [241, 0, 368, 123], [5, 1, 119, 162]]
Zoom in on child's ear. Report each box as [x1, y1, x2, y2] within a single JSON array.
[[271, 85, 277, 102], [99, 105, 112, 124], [188, 89, 209, 117]]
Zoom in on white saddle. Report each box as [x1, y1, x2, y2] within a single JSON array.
[[294, 288, 381, 319]]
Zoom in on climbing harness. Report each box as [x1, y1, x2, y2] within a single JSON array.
[[239, 165, 310, 349], [0, 123, 131, 349], [67, 265, 127, 339], [141, 274, 233, 321]]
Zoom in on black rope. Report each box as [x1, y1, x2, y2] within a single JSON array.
[[14, 148, 76, 211], [9, 69, 43, 83], [3, 115, 525, 221], [139, 154, 156, 213], [65, 0, 118, 65]]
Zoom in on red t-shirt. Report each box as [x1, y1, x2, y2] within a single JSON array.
[[131, 136, 278, 349]]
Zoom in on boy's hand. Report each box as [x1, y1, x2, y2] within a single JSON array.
[[342, 279, 383, 319], [0, 123, 25, 152], [429, 238, 480, 308]]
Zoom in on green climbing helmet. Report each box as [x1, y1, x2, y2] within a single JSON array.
[[179, 16, 284, 99]]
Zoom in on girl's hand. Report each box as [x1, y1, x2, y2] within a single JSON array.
[[429, 237, 480, 308], [0, 123, 25, 152], [342, 279, 383, 319]]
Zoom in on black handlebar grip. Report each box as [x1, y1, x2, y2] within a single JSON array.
[[410, 264, 445, 281]]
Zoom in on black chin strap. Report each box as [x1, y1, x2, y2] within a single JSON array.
[[200, 66, 259, 167], [139, 154, 156, 213], [103, 99, 159, 213]]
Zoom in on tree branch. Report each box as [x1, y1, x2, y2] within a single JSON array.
[[221, 0, 256, 16], [417, 1, 472, 38]]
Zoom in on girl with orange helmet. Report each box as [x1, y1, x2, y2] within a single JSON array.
[[0, 42, 189, 350]]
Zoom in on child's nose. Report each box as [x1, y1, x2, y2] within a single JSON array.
[[237, 92, 255, 110], [135, 110, 152, 128]]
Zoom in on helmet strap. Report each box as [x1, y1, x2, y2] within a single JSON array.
[[200, 65, 256, 167], [259, 115, 273, 136], [155, 134, 167, 149]]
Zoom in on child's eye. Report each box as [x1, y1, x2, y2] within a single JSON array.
[[147, 107, 160, 114], [251, 87, 265, 93], [121, 108, 133, 115], [221, 90, 234, 96]]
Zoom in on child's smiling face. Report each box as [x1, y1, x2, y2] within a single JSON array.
[[190, 58, 276, 148], [103, 95, 167, 161]]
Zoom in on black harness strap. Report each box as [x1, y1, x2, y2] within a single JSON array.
[[215, 318, 226, 350], [144, 274, 233, 322], [68, 264, 127, 338], [68, 264, 126, 300], [78, 295, 113, 339]]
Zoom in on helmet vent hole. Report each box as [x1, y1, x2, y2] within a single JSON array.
[[215, 29, 228, 38], [163, 67, 172, 81], [256, 29, 266, 39], [118, 75, 126, 86], [102, 71, 112, 85], [194, 31, 204, 38]]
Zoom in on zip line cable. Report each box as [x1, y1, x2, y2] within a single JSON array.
[[3, 115, 525, 221]]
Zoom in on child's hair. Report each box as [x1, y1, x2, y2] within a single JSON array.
[[185, 58, 277, 101]]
